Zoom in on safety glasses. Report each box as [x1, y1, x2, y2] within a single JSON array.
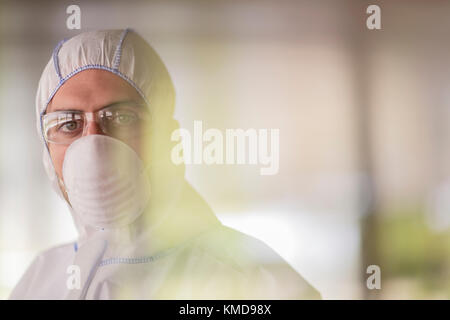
[[42, 102, 150, 145]]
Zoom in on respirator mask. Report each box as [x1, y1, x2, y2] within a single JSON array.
[[61, 134, 151, 229]]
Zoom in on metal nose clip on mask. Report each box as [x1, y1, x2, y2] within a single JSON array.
[[62, 134, 151, 229]]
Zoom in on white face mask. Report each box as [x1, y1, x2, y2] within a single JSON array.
[[62, 134, 151, 230]]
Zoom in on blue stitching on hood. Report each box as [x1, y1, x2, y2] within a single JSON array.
[[113, 28, 130, 71], [52, 38, 68, 82]]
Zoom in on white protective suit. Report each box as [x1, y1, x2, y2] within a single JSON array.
[[9, 29, 321, 300]]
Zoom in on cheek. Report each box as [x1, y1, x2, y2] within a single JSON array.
[[127, 136, 144, 159], [121, 130, 147, 160], [48, 144, 68, 179]]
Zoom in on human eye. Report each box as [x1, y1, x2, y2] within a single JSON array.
[[53, 113, 83, 135], [58, 120, 83, 133], [103, 107, 141, 127], [114, 110, 138, 126]]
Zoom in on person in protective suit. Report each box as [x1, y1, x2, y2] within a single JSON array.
[[9, 29, 321, 300]]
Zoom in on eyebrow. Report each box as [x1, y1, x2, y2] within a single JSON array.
[[49, 99, 146, 113]]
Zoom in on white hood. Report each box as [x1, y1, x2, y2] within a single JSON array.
[[35, 29, 178, 241]]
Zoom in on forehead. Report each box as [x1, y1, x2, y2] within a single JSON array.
[[47, 69, 144, 113]]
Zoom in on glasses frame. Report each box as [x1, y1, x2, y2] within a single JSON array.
[[41, 102, 150, 145]]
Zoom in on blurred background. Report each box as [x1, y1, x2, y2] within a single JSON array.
[[0, 0, 449, 299]]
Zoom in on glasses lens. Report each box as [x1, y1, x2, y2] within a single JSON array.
[[43, 112, 84, 144], [99, 104, 149, 139]]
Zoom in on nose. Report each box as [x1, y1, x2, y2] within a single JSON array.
[[84, 120, 104, 136]]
